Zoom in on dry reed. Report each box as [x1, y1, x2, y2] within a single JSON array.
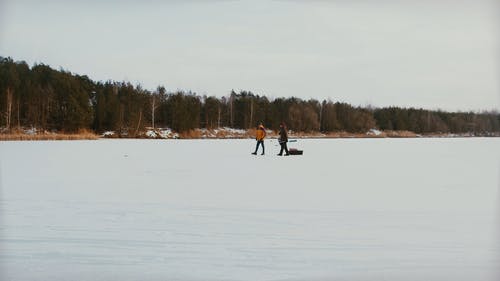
[[0, 130, 98, 141]]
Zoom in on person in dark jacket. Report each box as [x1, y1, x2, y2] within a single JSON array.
[[277, 122, 289, 156], [252, 122, 266, 155]]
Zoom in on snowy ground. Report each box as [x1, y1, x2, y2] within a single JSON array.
[[0, 138, 499, 281]]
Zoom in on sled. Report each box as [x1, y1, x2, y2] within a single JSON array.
[[288, 148, 303, 155]]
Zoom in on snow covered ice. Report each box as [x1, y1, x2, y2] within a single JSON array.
[[1, 138, 499, 281]]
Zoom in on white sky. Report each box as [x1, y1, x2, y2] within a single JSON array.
[[1, 0, 499, 111]]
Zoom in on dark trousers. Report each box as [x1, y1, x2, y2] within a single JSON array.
[[278, 142, 289, 155], [254, 140, 264, 154]]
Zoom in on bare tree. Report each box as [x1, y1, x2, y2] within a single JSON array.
[[217, 104, 221, 128], [151, 95, 158, 129], [230, 94, 234, 127], [5, 87, 13, 131]]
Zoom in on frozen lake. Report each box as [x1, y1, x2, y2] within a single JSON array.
[[1, 138, 499, 281]]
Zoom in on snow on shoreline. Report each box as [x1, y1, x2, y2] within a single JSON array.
[[99, 127, 499, 139]]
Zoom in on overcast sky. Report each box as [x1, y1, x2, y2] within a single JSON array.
[[1, 0, 499, 111]]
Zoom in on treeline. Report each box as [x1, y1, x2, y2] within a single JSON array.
[[1, 57, 499, 135]]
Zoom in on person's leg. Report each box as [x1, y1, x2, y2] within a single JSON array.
[[261, 140, 265, 155], [278, 143, 284, 155], [284, 142, 289, 155], [252, 141, 259, 154]]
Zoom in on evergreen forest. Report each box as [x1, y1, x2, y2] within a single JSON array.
[[1, 57, 499, 135]]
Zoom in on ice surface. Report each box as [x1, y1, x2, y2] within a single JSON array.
[[0, 138, 499, 281]]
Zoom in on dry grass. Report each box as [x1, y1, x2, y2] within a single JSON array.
[[179, 128, 255, 139], [0, 130, 98, 141], [290, 130, 420, 138], [213, 130, 232, 138], [321, 131, 378, 138], [0, 127, 424, 141], [246, 128, 257, 138], [178, 129, 203, 139], [383, 130, 418, 138], [211, 130, 236, 138], [215, 129, 253, 139]]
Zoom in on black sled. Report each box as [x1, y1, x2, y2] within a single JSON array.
[[288, 148, 303, 155]]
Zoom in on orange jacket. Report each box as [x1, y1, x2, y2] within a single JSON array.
[[256, 125, 266, 141]]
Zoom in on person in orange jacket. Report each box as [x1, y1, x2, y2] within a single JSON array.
[[252, 122, 266, 155]]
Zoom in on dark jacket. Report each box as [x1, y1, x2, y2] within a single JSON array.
[[278, 126, 288, 144]]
